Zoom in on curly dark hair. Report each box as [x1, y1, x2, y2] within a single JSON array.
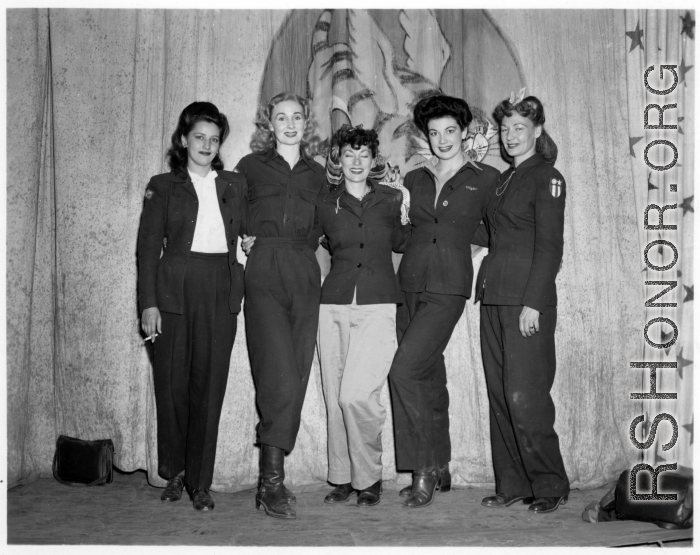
[[325, 125, 386, 188], [334, 124, 380, 157], [166, 101, 229, 173], [249, 92, 324, 158], [413, 95, 473, 137], [494, 95, 558, 165]]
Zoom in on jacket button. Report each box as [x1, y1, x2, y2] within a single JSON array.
[[358, 223, 363, 228], [357, 263, 362, 268], [230, 218, 233, 224], [432, 238, 436, 243], [231, 240, 235, 245], [434, 218, 438, 224], [222, 198, 227, 203], [360, 243, 364, 248], [443, 200, 448, 206]]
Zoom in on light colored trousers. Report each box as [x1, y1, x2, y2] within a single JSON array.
[[317, 301, 397, 490]]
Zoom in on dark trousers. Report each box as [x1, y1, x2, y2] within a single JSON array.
[[389, 290, 467, 471], [245, 239, 321, 452], [480, 304, 569, 498], [153, 252, 237, 491]]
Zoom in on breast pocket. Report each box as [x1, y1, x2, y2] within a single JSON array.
[[248, 184, 281, 224], [293, 188, 317, 231]]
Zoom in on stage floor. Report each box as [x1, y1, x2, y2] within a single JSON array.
[[7, 470, 692, 547]]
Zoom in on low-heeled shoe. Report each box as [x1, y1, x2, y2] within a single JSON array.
[[481, 493, 534, 508], [357, 480, 382, 507], [400, 467, 451, 498], [324, 482, 355, 504], [403, 470, 439, 509], [187, 485, 215, 511], [528, 495, 568, 513], [161, 474, 185, 502]]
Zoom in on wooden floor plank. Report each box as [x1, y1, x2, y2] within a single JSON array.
[[7, 470, 693, 547]]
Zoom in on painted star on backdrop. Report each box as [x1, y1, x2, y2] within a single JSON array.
[[677, 347, 692, 379], [660, 328, 675, 355], [681, 11, 695, 40], [677, 269, 683, 278], [647, 172, 658, 191], [678, 116, 684, 135], [683, 284, 693, 302], [629, 136, 643, 157], [682, 416, 693, 446], [626, 21, 645, 52], [679, 195, 694, 215], [679, 57, 693, 84]]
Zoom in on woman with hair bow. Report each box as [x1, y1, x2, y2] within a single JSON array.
[[316, 124, 410, 507], [236, 92, 325, 520], [474, 91, 570, 514]]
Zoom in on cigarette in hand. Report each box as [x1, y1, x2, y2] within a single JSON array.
[[144, 334, 159, 341]]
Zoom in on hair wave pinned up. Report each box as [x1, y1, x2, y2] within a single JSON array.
[[166, 101, 229, 174], [250, 92, 325, 159], [413, 94, 473, 137], [494, 95, 557, 165], [326, 124, 386, 188]]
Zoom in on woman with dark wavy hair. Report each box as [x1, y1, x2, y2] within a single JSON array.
[[474, 93, 569, 514], [388, 94, 500, 509], [137, 101, 247, 511], [316, 125, 409, 508], [235, 92, 326, 520]]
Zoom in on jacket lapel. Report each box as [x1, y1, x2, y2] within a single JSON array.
[[215, 174, 228, 202]]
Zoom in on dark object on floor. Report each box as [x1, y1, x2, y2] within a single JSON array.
[[482, 493, 534, 508], [357, 480, 382, 506], [615, 469, 693, 529], [528, 495, 568, 513], [324, 483, 356, 503], [161, 474, 185, 502], [581, 484, 617, 523], [52, 435, 114, 487]]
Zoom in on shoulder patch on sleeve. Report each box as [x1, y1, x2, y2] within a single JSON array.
[[145, 188, 154, 200], [549, 177, 563, 198]]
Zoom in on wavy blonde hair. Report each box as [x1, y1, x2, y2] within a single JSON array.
[[250, 92, 325, 158]]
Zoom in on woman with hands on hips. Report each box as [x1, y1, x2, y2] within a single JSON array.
[[137, 102, 247, 512], [473, 92, 569, 514]]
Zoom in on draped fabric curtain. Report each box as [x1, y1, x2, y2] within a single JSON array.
[[8, 8, 687, 492], [624, 9, 694, 471]]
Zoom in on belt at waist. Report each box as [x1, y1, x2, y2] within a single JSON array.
[[254, 237, 309, 249]]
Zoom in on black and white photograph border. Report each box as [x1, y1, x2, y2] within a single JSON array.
[[3, 0, 695, 551]]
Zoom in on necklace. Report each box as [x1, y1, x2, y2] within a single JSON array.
[[496, 171, 515, 196]]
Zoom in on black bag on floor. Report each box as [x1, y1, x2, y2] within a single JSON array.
[[615, 468, 693, 529], [52, 435, 114, 486]]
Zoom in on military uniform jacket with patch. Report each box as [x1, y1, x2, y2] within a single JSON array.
[[474, 153, 566, 313], [398, 159, 500, 297], [137, 169, 247, 315]]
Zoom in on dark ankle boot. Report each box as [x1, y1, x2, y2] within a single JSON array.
[[399, 465, 450, 498], [255, 444, 296, 519], [403, 469, 439, 509]]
